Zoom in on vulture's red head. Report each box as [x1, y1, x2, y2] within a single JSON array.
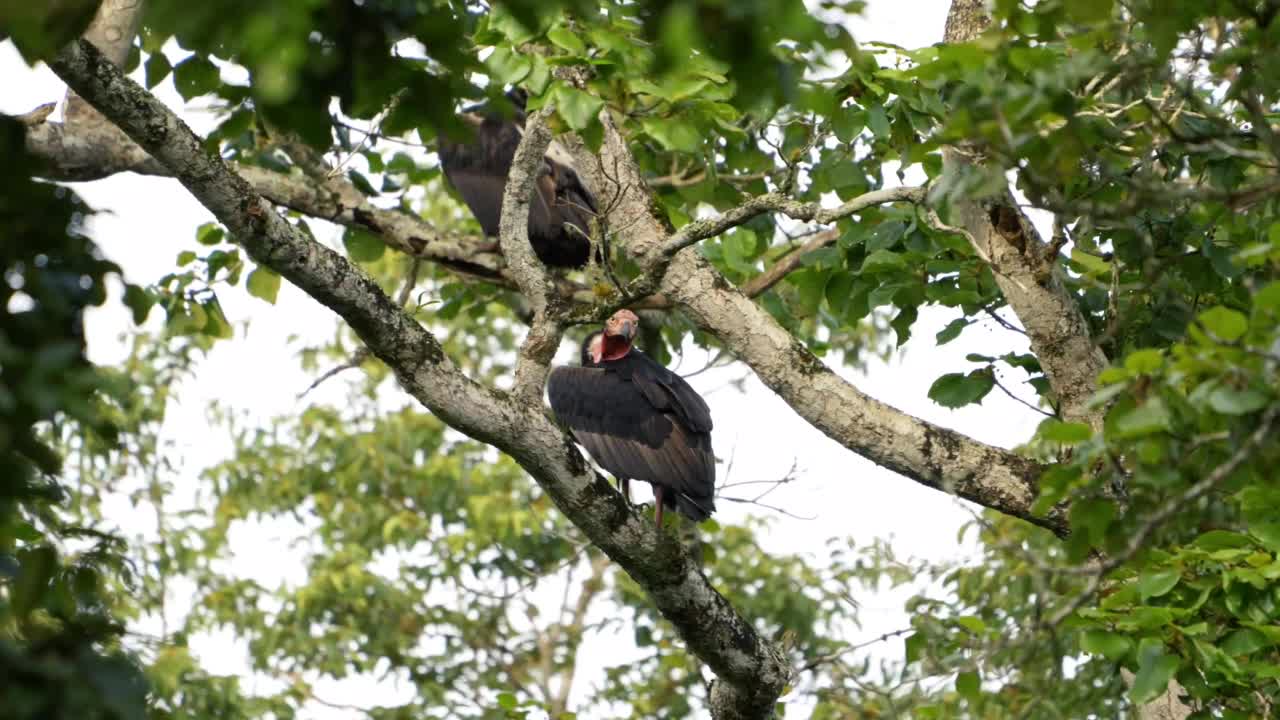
[[589, 309, 639, 363]]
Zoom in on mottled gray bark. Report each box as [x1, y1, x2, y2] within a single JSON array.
[[46, 37, 789, 720], [497, 106, 563, 404], [940, 0, 1109, 430]]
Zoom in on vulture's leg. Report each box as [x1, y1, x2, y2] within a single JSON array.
[[653, 485, 665, 528], [618, 477, 632, 505]]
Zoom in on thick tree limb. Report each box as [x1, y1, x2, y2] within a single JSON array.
[[60, 0, 147, 181], [941, 0, 1109, 429], [47, 37, 788, 720]]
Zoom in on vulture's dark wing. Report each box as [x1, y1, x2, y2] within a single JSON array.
[[439, 166, 505, 236], [628, 352, 713, 434], [547, 366, 715, 514]]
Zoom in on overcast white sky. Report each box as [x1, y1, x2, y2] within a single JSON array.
[[3, 1, 1053, 717]]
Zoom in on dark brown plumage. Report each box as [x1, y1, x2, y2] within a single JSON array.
[[437, 89, 598, 268], [547, 310, 717, 526]]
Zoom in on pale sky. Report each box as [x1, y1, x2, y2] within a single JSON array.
[[2, 2, 1053, 717]]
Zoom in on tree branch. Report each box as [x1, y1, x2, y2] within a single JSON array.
[[940, 1, 1110, 430], [737, 228, 839, 299], [47, 36, 788, 720], [660, 186, 925, 259], [499, 105, 564, 405]]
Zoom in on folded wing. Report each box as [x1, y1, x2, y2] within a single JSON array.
[[547, 366, 715, 518]]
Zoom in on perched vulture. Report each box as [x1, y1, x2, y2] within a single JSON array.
[[547, 310, 717, 526], [437, 88, 598, 268]]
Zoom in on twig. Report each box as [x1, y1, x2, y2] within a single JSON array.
[[983, 306, 1027, 335], [717, 495, 816, 521], [661, 186, 925, 258], [648, 169, 771, 188], [328, 89, 407, 180], [799, 627, 915, 673], [992, 374, 1053, 418]]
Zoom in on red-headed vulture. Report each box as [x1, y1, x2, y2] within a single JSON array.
[[437, 88, 598, 268], [547, 310, 717, 526]]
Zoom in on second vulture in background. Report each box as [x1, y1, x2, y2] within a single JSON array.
[[547, 310, 717, 527], [436, 88, 598, 268]]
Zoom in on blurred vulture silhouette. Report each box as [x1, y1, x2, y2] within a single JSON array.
[[547, 310, 717, 527], [437, 88, 598, 268]]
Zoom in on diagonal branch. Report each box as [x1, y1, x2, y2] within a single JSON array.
[[737, 228, 839, 299], [46, 37, 788, 720]]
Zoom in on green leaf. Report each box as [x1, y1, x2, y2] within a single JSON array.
[[553, 85, 604, 132], [1249, 522, 1280, 553], [172, 55, 221, 101], [1137, 569, 1180, 600], [1071, 498, 1116, 546], [935, 318, 968, 345], [195, 222, 225, 246], [144, 53, 172, 89], [1208, 385, 1268, 415], [546, 26, 587, 55], [1065, 0, 1113, 23], [867, 104, 890, 139], [343, 228, 386, 263], [955, 670, 980, 701], [641, 117, 702, 153], [485, 46, 532, 84], [525, 55, 552, 96], [0, 0, 100, 61], [1080, 630, 1131, 659], [904, 632, 925, 663], [1071, 248, 1111, 276], [201, 298, 234, 339], [497, 693, 517, 710], [176, 250, 197, 266], [1037, 419, 1092, 444], [122, 284, 155, 325], [247, 267, 282, 305], [1195, 530, 1251, 550], [1198, 306, 1248, 341], [1255, 281, 1280, 312], [1124, 349, 1164, 374], [12, 545, 57, 618], [860, 249, 906, 273], [955, 616, 986, 634], [347, 170, 378, 196], [1130, 646, 1179, 704], [866, 221, 906, 251], [1112, 399, 1170, 438], [928, 370, 995, 409], [1222, 629, 1268, 656]]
